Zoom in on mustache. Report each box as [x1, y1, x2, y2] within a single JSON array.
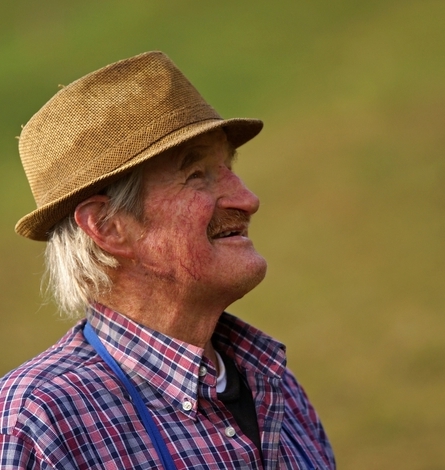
[[207, 209, 251, 239]]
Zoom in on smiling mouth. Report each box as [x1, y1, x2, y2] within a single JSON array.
[[212, 228, 246, 239], [207, 209, 251, 241]]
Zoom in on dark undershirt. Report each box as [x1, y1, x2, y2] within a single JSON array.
[[216, 352, 263, 459]]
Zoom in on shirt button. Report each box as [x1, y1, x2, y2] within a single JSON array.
[[224, 426, 236, 438], [199, 365, 207, 377], [182, 400, 193, 412]]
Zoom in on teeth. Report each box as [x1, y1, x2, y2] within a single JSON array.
[[214, 230, 242, 239]]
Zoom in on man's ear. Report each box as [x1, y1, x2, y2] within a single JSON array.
[[74, 195, 136, 259]]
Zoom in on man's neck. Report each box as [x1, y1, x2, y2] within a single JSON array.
[[96, 290, 226, 374]]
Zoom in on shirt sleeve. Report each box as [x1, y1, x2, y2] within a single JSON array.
[[0, 433, 55, 470], [281, 368, 336, 469]]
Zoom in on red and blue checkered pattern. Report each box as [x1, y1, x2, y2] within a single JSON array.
[[0, 304, 335, 469]]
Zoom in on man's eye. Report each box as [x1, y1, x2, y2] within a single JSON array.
[[187, 170, 204, 180]]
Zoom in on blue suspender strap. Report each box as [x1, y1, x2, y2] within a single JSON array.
[[83, 322, 177, 470]]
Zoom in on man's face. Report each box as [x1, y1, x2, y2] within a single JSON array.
[[123, 129, 267, 307]]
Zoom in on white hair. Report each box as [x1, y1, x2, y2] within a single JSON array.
[[44, 166, 145, 317]]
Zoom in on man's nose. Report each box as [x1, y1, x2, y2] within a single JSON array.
[[217, 170, 260, 215]]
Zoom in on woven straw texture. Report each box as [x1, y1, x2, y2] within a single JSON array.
[[16, 51, 262, 241]]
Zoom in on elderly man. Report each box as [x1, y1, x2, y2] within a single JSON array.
[[0, 52, 335, 469]]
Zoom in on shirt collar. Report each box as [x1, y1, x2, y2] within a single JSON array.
[[213, 311, 287, 379], [87, 303, 287, 410], [88, 303, 204, 406]]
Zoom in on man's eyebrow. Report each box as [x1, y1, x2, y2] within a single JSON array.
[[178, 144, 237, 171], [229, 147, 238, 164], [179, 148, 206, 171]]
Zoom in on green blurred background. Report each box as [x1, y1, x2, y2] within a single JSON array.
[[2, 1, 445, 468]]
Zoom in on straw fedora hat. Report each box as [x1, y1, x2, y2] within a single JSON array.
[[15, 51, 263, 241]]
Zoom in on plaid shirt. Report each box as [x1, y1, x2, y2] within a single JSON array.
[[0, 304, 335, 469]]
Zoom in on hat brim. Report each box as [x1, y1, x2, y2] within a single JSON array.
[[15, 117, 263, 241]]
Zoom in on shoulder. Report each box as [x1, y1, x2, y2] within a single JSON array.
[[281, 367, 325, 431], [281, 368, 315, 414], [0, 321, 98, 433], [281, 368, 336, 468]]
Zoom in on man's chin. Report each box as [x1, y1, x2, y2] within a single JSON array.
[[248, 256, 268, 289], [229, 255, 268, 300]]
